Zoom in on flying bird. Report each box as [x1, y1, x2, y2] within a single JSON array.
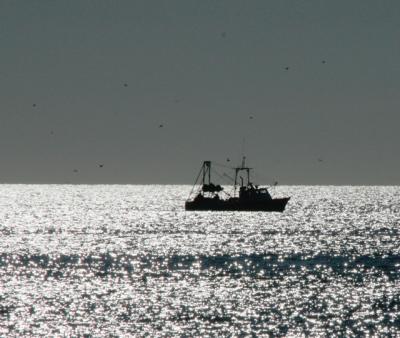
[[99, 164, 104, 168], [249, 116, 254, 120], [226, 158, 230, 162], [284, 67, 290, 71], [221, 32, 227, 38], [73, 169, 78, 173], [322, 60, 326, 64], [32, 103, 37, 107], [123, 83, 128, 87], [159, 124, 164, 128]]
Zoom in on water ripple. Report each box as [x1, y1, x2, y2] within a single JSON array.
[[0, 185, 399, 336]]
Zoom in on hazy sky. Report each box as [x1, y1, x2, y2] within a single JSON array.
[[1, 1, 399, 184]]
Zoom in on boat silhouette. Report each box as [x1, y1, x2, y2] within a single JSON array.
[[185, 158, 290, 212]]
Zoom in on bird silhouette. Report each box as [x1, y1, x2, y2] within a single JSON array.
[[73, 169, 78, 173], [99, 164, 104, 168], [284, 67, 290, 71], [32, 103, 37, 107], [123, 83, 128, 87], [159, 124, 164, 128], [221, 32, 227, 38]]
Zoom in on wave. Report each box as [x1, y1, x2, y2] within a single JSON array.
[[0, 252, 399, 280]]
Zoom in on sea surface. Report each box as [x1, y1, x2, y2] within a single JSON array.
[[0, 185, 399, 336]]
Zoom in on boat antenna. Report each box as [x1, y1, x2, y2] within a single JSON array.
[[241, 137, 246, 163]]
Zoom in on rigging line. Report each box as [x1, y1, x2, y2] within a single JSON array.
[[187, 163, 203, 200], [210, 168, 232, 185], [222, 172, 234, 182], [209, 169, 234, 197], [253, 170, 276, 187], [221, 190, 232, 198], [213, 161, 235, 170]]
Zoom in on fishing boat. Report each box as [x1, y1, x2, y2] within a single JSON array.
[[185, 158, 290, 212]]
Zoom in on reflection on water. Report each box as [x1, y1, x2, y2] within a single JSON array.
[[0, 185, 399, 336]]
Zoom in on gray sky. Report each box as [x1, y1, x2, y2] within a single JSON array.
[[1, 0, 399, 184]]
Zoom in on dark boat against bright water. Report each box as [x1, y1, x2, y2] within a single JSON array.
[[185, 158, 290, 212]]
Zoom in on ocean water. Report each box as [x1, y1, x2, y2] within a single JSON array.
[[0, 185, 399, 336]]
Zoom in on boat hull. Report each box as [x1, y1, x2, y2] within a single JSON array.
[[185, 197, 290, 212]]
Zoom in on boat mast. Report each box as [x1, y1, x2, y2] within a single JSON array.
[[202, 161, 211, 185], [234, 156, 252, 195]]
